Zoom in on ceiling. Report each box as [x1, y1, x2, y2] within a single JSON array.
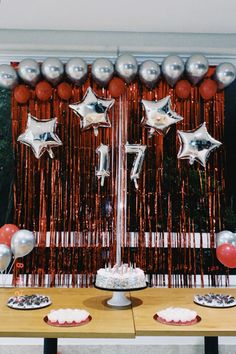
[[0, 0, 236, 33]]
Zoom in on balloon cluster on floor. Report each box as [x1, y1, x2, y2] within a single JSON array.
[[0, 54, 235, 101], [0, 224, 35, 273]]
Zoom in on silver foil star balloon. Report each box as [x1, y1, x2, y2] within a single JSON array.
[[141, 95, 183, 137], [177, 122, 222, 167], [17, 113, 62, 159], [69, 87, 115, 136]]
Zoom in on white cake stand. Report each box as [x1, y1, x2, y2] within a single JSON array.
[[94, 284, 147, 308]]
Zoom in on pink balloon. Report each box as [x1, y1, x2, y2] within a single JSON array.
[[216, 243, 236, 268], [0, 224, 19, 248]]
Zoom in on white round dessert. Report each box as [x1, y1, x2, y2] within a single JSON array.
[[47, 308, 90, 325], [95, 264, 146, 290], [156, 307, 198, 325]]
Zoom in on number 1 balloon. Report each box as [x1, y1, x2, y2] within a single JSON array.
[[125, 143, 146, 189], [69, 87, 115, 136], [17, 113, 62, 159], [177, 122, 222, 167], [141, 96, 184, 137], [96, 144, 110, 186]]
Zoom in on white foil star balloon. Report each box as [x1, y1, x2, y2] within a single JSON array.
[[177, 122, 222, 167], [69, 87, 115, 136], [141, 95, 183, 137], [17, 113, 62, 159]]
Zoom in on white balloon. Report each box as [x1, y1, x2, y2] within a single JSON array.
[[115, 54, 138, 84], [0, 244, 12, 272], [65, 58, 87, 85], [92, 58, 114, 87], [162, 56, 184, 87], [186, 54, 209, 85], [41, 58, 64, 85], [11, 230, 35, 258], [215, 62, 236, 90], [18, 59, 40, 86]]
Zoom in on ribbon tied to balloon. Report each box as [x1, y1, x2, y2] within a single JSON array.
[[141, 95, 184, 137], [177, 122, 222, 167], [216, 231, 236, 268], [69, 87, 115, 136], [18, 113, 62, 159]]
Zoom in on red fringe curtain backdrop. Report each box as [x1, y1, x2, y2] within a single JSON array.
[[11, 66, 226, 287]]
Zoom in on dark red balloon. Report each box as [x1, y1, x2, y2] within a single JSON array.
[[108, 77, 126, 98], [35, 81, 53, 101], [199, 79, 217, 100], [175, 80, 191, 99], [14, 85, 31, 104], [0, 224, 19, 248], [57, 82, 72, 100], [216, 243, 236, 268]]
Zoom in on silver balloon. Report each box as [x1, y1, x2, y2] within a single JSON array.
[[141, 96, 183, 137], [161, 55, 184, 87], [125, 143, 146, 189], [69, 87, 115, 136], [96, 143, 110, 186], [17, 113, 62, 159], [215, 62, 236, 90], [177, 122, 222, 167], [0, 64, 18, 89], [115, 53, 138, 84], [216, 230, 236, 247], [65, 58, 88, 85], [92, 58, 114, 87], [0, 244, 12, 272], [18, 59, 40, 86], [41, 57, 64, 85], [139, 60, 161, 89], [11, 230, 35, 258], [186, 54, 209, 85]]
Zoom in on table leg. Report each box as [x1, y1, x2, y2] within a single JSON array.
[[204, 336, 218, 354], [44, 338, 58, 354]]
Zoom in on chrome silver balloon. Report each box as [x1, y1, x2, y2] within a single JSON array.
[[216, 230, 236, 247], [92, 58, 114, 87], [0, 64, 18, 89], [11, 230, 35, 259], [0, 244, 12, 272], [139, 60, 161, 89], [177, 122, 222, 167], [96, 143, 110, 186], [17, 113, 62, 159], [65, 58, 88, 85], [141, 96, 183, 137], [215, 62, 236, 90], [69, 87, 115, 136], [186, 54, 209, 85], [18, 59, 40, 86], [41, 57, 64, 85], [161, 55, 184, 87], [115, 53, 138, 84], [125, 143, 146, 189]]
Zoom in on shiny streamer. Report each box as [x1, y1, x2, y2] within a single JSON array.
[[11, 65, 227, 288]]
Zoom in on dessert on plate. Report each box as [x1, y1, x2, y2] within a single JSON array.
[[155, 307, 199, 326], [7, 294, 51, 309], [194, 293, 236, 307], [46, 308, 91, 327]]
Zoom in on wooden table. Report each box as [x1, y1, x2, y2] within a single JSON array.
[[131, 288, 236, 354], [0, 288, 135, 354]]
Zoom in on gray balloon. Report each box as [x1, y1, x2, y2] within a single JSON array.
[[216, 230, 236, 248], [115, 53, 138, 84], [139, 60, 161, 89], [215, 62, 236, 90], [0, 244, 11, 272], [18, 59, 40, 86], [0, 64, 18, 89], [161, 55, 184, 87], [92, 58, 114, 87], [41, 58, 64, 85], [186, 54, 209, 85], [11, 230, 35, 258], [65, 58, 88, 85]]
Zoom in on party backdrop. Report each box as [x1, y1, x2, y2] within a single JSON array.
[[0, 62, 236, 288]]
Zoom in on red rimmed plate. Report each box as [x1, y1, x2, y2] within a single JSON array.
[[44, 315, 92, 327], [153, 314, 201, 326]]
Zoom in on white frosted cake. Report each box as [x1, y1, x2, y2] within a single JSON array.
[[95, 264, 146, 289]]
